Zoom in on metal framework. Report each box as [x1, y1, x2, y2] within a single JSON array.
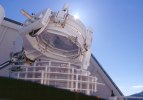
[[6, 4, 97, 96], [11, 59, 97, 95]]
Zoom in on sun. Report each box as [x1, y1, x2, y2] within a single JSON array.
[[74, 12, 80, 19]]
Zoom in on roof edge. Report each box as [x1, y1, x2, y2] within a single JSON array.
[[4, 17, 23, 26], [91, 54, 124, 96]]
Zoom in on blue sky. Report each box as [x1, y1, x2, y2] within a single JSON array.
[[0, 0, 143, 96]]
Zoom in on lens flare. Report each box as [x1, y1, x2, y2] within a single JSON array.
[[74, 13, 80, 19]]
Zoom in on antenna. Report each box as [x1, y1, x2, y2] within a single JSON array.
[[21, 9, 33, 20], [62, 3, 69, 12]]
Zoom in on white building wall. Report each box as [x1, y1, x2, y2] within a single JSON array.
[[0, 18, 20, 76]]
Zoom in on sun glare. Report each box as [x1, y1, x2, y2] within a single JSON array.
[[74, 13, 80, 19]]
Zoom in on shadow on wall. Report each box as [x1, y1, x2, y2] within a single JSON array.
[[0, 77, 105, 100]]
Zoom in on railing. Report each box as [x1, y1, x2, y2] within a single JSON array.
[[10, 60, 97, 95]]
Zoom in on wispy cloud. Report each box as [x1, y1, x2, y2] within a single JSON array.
[[132, 85, 143, 89], [119, 85, 143, 96], [119, 86, 125, 89]]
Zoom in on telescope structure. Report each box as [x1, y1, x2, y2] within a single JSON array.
[[8, 5, 97, 95], [0, 4, 124, 98]]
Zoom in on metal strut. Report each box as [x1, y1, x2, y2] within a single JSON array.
[[0, 49, 24, 70], [0, 49, 35, 70], [0, 60, 12, 70]]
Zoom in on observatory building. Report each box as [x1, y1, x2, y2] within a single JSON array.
[[0, 4, 123, 99]]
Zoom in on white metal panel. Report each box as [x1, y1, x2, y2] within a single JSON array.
[[0, 20, 20, 76], [88, 56, 123, 98], [0, 5, 4, 25]]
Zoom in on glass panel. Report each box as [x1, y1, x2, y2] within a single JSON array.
[[39, 32, 79, 55]]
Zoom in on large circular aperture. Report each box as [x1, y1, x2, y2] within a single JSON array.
[[38, 32, 79, 57]]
